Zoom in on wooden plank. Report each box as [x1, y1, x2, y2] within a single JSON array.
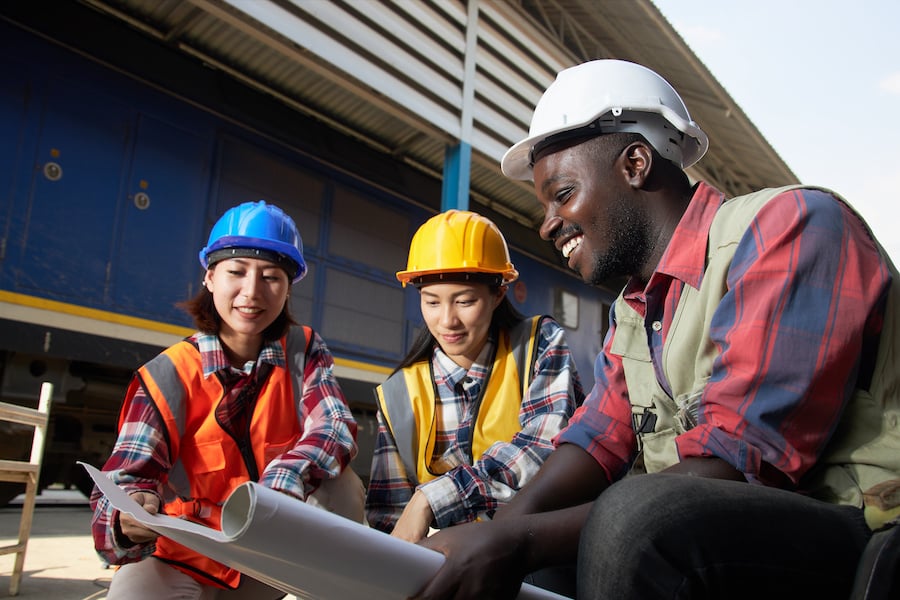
[[0, 403, 46, 428], [0, 383, 51, 596], [0, 460, 40, 474]]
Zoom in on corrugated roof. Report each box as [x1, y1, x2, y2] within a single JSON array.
[[75, 0, 798, 228], [513, 0, 798, 192]]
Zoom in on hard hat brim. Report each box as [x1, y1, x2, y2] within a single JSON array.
[[396, 267, 519, 288], [501, 139, 536, 181]]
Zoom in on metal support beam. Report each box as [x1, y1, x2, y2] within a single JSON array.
[[441, 0, 478, 211], [441, 142, 472, 211]]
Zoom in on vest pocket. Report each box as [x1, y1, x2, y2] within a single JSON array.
[[639, 427, 680, 473], [179, 439, 228, 494], [610, 315, 652, 361], [189, 440, 226, 471], [808, 388, 900, 507]]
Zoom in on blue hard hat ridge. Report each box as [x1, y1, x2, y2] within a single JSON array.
[[199, 200, 307, 283]]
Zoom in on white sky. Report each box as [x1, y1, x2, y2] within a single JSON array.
[[651, 0, 900, 263]]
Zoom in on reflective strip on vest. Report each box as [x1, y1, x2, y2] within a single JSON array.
[[377, 315, 543, 484], [143, 352, 186, 432], [285, 324, 308, 432]]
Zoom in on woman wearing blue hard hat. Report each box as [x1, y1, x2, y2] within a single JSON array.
[[90, 200, 364, 599]]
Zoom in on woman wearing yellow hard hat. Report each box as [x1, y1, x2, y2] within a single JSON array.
[[365, 210, 585, 548]]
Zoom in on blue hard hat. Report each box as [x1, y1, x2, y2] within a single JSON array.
[[199, 201, 307, 283]]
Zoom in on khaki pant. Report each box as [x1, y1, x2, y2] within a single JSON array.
[[107, 469, 366, 599], [305, 465, 366, 523]]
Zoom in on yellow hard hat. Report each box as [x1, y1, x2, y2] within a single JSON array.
[[397, 210, 519, 287]]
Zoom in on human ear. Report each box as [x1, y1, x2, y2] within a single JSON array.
[[621, 142, 653, 188], [493, 285, 507, 309]]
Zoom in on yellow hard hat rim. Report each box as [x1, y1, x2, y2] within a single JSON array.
[[396, 267, 518, 288], [399, 210, 517, 287]]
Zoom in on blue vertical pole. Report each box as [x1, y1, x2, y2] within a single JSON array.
[[441, 0, 477, 213], [441, 142, 471, 212]]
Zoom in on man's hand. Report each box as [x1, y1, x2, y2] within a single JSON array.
[[407, 444, 608, 599], [411, 519, 527, 600], [391, 489, 434, 543], [118, 491, 161, 544]]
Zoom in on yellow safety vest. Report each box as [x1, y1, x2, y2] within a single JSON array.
[[376, 316, 543, 484]]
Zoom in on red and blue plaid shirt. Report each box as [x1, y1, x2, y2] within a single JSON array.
[[558, 183, 891, 489]]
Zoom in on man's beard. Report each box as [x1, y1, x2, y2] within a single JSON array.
[[585, 193, 652, 286]]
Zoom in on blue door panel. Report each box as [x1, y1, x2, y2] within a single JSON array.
[[112, 113, 212, 324], [0, 60, 29, 282], [14, 77, 131, 305]]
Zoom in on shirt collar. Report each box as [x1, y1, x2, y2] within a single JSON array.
[[625, 181, 724, 296], [193, 332, 286, 377], [432, 333, 496, 389]]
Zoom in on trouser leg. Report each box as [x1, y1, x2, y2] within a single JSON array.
[[307, 467, 366, 524], [107, 557, 286, 600], [524, 564, 577, 598], [107, 557, 205, 599], [577, 473, 871, 600], [216, 574, 286, 599]]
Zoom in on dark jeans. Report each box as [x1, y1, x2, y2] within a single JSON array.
[[578, 473, 872, 600], [524, 564, 577, 598]]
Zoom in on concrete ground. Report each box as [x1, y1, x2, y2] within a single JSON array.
[[0, 489, 111, 599], [0, 489, 301, 599]]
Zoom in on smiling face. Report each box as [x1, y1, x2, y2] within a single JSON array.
[[203, 257, 291, 363], [533, 137, 653, 286], [419, 281, 505, 370]]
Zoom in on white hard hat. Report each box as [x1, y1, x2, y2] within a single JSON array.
[[501, 59, 709, 180]]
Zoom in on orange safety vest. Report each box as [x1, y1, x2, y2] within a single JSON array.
[[118, 325, 311, 589], [375, 316, 543, 485]]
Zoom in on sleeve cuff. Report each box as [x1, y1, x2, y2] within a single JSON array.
[[418, 476, 463, 528]]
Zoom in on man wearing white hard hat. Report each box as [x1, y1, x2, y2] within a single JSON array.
[[413, 59, 900, 600]]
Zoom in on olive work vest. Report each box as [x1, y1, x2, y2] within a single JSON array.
[[611, 185, 900, 507], [119, 325, 311, 589], [375, 315, 544, 485]]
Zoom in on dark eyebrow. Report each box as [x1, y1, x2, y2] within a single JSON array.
[[539, 173, 569, 196]]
